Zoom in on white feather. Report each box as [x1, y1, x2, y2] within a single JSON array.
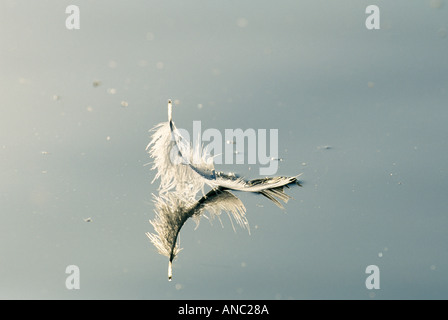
[[147, 100, 302, 207], [146, 99, 303, 280]]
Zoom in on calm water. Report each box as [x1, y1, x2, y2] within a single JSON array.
[[1, 1, 447, 299]]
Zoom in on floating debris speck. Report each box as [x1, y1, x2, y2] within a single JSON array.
[[138, 60, 148, 67], [19, 77, 29, 84], [429, 0, 443, 9], [108, 60, 117, 68], [93, 80, 102, 87], [236, 18, 249, 28], [146, 32, 155, 41]]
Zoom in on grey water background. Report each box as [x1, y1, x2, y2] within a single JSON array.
[[1, 0, 447, 299]]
